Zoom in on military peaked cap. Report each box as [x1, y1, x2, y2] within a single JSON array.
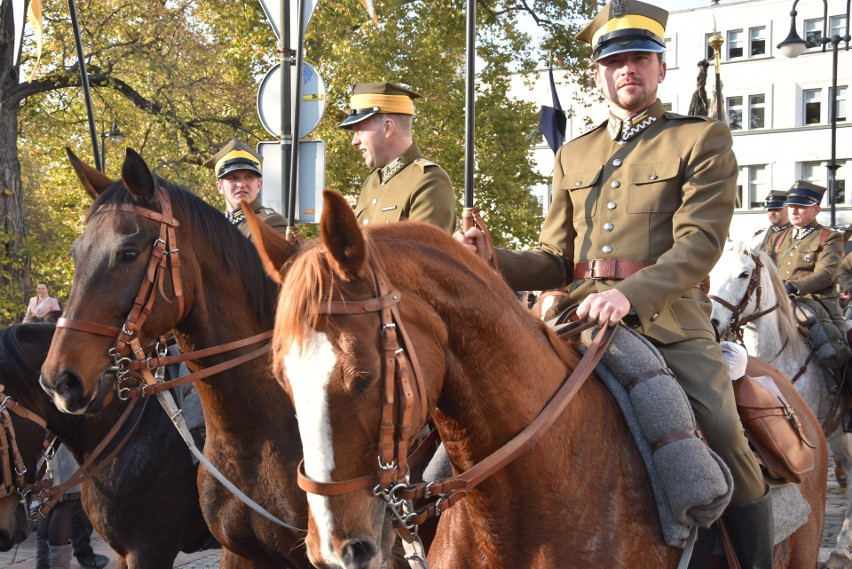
[[785, 180, 826, 207], [763, 189, 787, 210], [204, 139, 262, 178], [576, 0, 668, 61], [339, 81, 421, 129]]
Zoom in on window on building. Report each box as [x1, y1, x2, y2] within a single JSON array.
[[749, 26, 766, 56], [802, 162, 828, 205], [727, 96, 743, 130], [835, 85, 847, 123], [804, 18, 824, 48], [804, 89, 822, 124], [727, 29, 743, 58], [830, 15, 847, 39], [748, 165, 767, 209], [749, 94, 766, 129]]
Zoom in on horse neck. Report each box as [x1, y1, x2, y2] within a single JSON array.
[[745, 267, 808, 364]]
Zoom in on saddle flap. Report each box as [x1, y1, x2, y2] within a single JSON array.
[[734, 375, 816, 484]]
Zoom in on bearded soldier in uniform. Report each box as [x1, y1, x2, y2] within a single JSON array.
[[456, 1, 772, 567]]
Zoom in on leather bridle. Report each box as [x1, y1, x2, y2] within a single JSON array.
[[708, 252, 779, 343], [295, 253, 614, 540], [54, 187, 271, 400]]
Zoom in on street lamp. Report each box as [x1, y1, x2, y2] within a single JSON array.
[[100, 118, 125, 172], [777, 0, 851, 228]]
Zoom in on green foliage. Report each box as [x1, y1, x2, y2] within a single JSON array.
[[7, 0, 599, 318]]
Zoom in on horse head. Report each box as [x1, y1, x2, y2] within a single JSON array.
[[40, 148, 201, 414], [249, 190, 446, 569]]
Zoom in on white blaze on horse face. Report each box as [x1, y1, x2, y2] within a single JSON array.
[[284, 331, 339, 563]]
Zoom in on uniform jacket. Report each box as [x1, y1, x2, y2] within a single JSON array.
[[230, 198, 287, 240], [753, 223, 791, 253], [496, 100, 736, 345], [768, 222, 844, 319], [354, 143, 456, 232], [839, 253, 852, 294]]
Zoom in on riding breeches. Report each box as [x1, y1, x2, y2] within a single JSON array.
[[655, 337, 766, 504]]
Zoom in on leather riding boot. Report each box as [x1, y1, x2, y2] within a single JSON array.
[[722, 489, 773, 569], [48, 543, 73, 569], [36, 536, 50, 569]]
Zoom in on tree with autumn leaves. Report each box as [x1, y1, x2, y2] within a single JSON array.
[[0, 0, 597, 324]]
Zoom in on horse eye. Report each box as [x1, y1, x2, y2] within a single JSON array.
[[350, 372, 373, 394], [738, 271, 749, 279], [119, 249, 140, 264]]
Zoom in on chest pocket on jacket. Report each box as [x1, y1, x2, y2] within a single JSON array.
[[562, 167, 603, 221], [797, 241, 822, 268], [627, 159, 682, 213]]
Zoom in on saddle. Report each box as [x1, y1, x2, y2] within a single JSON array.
[[732, 374, 816, 484]]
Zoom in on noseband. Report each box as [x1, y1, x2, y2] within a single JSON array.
[[708, 252, 779, 342], [54, 187, 271, 398]]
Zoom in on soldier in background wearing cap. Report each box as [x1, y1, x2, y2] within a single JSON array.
[[767, 181, 849, 366], [204, 139, 287, 240], [456, 2, 772, 565], [339, 82, 457, 232], [752, 189, 791, 252]]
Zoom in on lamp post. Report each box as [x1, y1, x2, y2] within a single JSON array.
[[777, 0, 851, 228], [99, 118, 125, 173]]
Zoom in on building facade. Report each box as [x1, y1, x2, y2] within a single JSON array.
[[515, 0, 850, 241]]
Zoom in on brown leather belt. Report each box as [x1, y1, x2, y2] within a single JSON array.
[[573, 260, 651, 281]]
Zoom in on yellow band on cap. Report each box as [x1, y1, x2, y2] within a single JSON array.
[[215, 150, 260, 176], [350, 94, 415, 115], [591, 14, 665, 48]]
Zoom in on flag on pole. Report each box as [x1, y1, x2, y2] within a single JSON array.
[[687, 60, 710, 117], [359, 0, 378, 24], [539, 66, 566, 154]]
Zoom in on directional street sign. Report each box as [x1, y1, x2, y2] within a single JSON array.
[[258, 140, 325, 224], [258, 0, 319, 44], [257, 61, 326, 139]]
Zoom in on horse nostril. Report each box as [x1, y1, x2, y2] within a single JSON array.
[[341, 538, 378, 568], [52, 370, 84, 403]]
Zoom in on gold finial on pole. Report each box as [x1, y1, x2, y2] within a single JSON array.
[[708, 33, 724, 74]]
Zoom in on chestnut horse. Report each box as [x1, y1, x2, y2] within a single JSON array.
[[38, 149, 310, 568], [0, 322, 215, 566], [248, 189, 827, 569]]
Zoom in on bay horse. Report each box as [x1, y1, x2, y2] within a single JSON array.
[[38, 149, 311, 568], [0, 322, 216, 567], [709, 239, 852, 568], [247, 189, 827, 569]]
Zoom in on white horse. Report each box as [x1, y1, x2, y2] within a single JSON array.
[[708, 239, 852, 569]]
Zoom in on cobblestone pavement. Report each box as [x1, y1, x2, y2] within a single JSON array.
[[2, 466, 848, 568]]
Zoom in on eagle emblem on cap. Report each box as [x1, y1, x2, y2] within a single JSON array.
[[612, 0, 626, 17]]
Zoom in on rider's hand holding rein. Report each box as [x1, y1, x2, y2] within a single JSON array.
[[454, 227, 493, 262]]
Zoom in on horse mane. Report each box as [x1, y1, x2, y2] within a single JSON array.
[[0, 324, 51, 410], [277, 221, 551, 354], [88, 178, 278, 322], [733, 240, 798, 348]]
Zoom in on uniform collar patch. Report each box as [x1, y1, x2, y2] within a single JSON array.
[[227, 209, 245, 225], [607, 108, 656, 145], [792, 226, 816, 240], [380, 157, 407, 184], [771, 223, 791, 232]]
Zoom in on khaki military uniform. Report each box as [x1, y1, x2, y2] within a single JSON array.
[[840, 253, 852, 295], [769, 222, 845, 322], [754, 223, 791, 254], [496, 99, 764, 503], [228, 198, 287, 241], [354, 143, 456, 232]]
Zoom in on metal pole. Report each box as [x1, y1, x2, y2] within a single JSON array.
[[461, 0, 476, 231], [287, 0, 306, 233], [708, 34, 724, 123], [280, 0, 293, 220], [828, 38, 839, 227], [68, 0, 102, 172]]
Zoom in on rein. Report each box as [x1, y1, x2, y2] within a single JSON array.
[[708, 252, 779, 343], [295, 255, 615, 538], [0, 383, 145, 520]]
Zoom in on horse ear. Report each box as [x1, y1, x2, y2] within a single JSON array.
[[120, 148, 157, 205], [65, 147, 114, 199], [320, 190, 367, 280], [243, 201, 298, 284]]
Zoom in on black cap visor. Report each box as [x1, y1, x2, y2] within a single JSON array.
[[339, 107, 380, 129], [595, 36, 665, 61]]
